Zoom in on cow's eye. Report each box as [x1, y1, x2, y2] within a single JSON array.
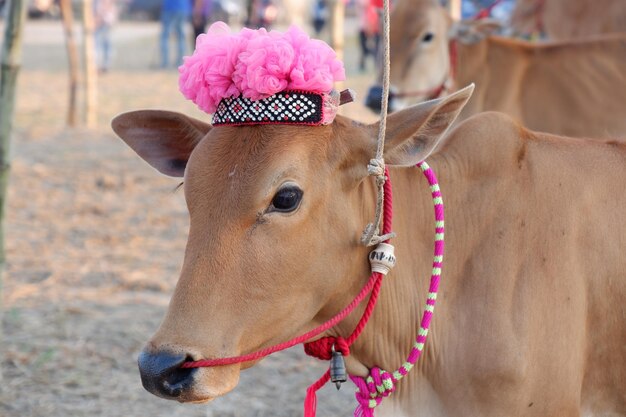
[[270, 186, 303, 213], [422, 32, 434, 42]]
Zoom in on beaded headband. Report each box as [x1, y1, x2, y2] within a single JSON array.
[[211, 90, 358, 126], [179, 22, 348, 127]]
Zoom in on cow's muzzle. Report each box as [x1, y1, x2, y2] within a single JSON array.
[[138, 349, 197, 400], [365, 85, 397, 114]]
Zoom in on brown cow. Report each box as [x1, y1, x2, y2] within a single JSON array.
[[112, 85, 626, 416], [367, 0, 626, 139], [510, 0, 626, 40]]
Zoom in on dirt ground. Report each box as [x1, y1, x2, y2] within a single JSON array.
[[0, 19, 379, 417]]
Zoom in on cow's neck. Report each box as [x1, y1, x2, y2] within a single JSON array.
[[323, 118, 525, 414], [454, 37, 527, 121], [322, 157, 462, 411]]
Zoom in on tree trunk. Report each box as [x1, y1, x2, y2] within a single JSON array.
[[0, 0, 27, 383], [60, 0, 79, 127], [82, 0, 98, 128], [328, 0, 345, 62], [447, 0, 462, 20]]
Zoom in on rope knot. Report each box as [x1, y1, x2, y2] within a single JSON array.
[[361, 225, 397, 247], [367, 158, 387, 186], [352, 367, 397, 417], [361, 165, 395, 246], [303, 336, 349, 361]]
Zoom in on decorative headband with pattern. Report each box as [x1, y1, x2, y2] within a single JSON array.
[[178, 22, 346, 126], [212, 90, 340, 126]]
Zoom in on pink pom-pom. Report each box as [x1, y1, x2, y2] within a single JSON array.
[[234, 29, 295, 100], [289, 38, 346, 92], [285, 26, 346, 92], [179, 23, 252, 113], [179, 22, 345, 114]]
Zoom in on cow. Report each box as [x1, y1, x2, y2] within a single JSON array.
[[366, 0, 626, 139], [510, 0, 626, 40], [112, 85, 626, 416]]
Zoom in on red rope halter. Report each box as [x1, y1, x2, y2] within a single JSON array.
[[391, 40, 457, 102], [181, 168, 394, 377]]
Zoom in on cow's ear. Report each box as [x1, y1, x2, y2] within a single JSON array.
[[372, 84, 474, 167], [112, 110, 211, 177]]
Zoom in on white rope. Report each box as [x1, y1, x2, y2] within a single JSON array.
[[361, 0, 395, 246]]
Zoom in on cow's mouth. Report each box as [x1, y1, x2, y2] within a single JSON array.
[[138, 349, 240, 402]]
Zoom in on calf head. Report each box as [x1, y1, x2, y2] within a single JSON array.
[[112, 85, 473, 403], [366, 0, 452, 112], [366, 0, 500, 113]]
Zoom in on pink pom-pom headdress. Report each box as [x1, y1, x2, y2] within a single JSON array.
[[179, 22, 350, 126]]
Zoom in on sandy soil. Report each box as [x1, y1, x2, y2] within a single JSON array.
[[0, 19, 380, 417]]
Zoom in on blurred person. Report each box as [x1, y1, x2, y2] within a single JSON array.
[[245, 0, 277, 29], [192, 0, 213, 48], [94, 0, 118, 72], [160, 0, 192, 68], [312, 0, 328, 36], [28, 0, 59, 18], [357, 0, 380, 72]]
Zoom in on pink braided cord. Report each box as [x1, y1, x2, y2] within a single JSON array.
[[350, 161, 445, 417], [303, 168, 393, 417]]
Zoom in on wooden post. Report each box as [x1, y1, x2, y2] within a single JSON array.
[[328, 0, 345, 62], [82, 0, 98, 128], [447, 0, 462, 20], [60, 0, 79, 126], [0, 0, 27, 383]]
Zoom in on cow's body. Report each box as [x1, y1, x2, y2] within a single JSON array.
[[383, 0, 626, 139], [454, 34, 626, 138], [364, 112, 626, 416], [510, 0, 626, 40], [113, 87, 626, 416]]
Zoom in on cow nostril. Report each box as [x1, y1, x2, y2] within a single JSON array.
[[365, 85, 384, 113], [162, 362, 195, 397], [365, 85, 395, 113], [138, 350, 197, 399]]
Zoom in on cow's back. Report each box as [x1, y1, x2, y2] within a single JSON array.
[[456, 35, 626, 139], [511, 0, 626, 40], [520, 35, 626, 139]]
